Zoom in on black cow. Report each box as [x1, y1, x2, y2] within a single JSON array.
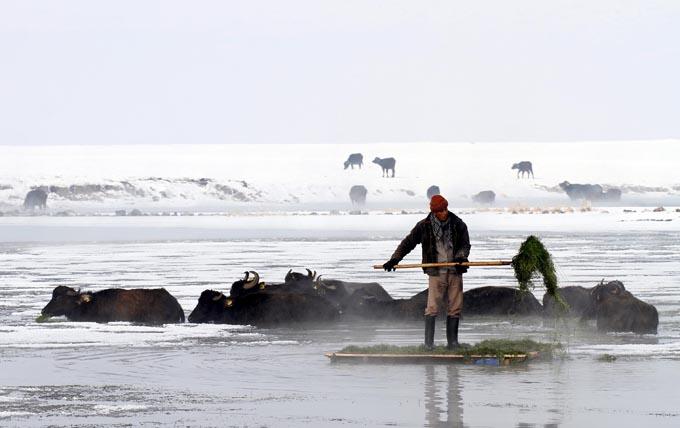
[[543, 280, 658, 334], [512, 161, 534, 179], [344, 286, 543, 320], [542, 286, 594, 318], [592, 280, 658, 334], [559, 181, 621, 202], [344, 153, 363, 170], [187, 289, 340, 325], [41, 285, 185, 324], [313, 276, 393, 314], [471, 190, 495, 204], [342, 289, 425, 320], [24, 189, 48, 210], [349, 185, 368, 206], [463, 286, 542, 316], [372, 157, 396, 177], [426, 185, 440, 199]]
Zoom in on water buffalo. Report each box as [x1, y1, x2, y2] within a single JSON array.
[[543, 280, 658, 334], [372, 157, 396, 177], [342, 289, 426, 320], [313, 276, 393, 315], [426, 185, 440, 199], [592, 280, 658, 334], [512, 161, 534, 179], [463, 286, 542, 316], [542, 286, 594, 318], [343, 286, 543, 320], [24, 189, 48, 210], [471, 190, 495, 204], [187, 289, 340, 325], [349, 185, 367, 206], [344, 153, 363, 169], [559, 181, 621, 202], [41, 285, 185, 324]]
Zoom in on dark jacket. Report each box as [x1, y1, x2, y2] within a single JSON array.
[[390, 212, 471, 275]]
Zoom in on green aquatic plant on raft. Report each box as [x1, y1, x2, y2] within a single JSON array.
[[512, 235, 566, 308], [339, 339, 562, 360]]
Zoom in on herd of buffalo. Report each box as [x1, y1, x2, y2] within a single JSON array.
[[41, 269, 659, 334]]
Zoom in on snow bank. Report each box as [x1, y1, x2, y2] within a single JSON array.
[[1, 141, 678, 213]]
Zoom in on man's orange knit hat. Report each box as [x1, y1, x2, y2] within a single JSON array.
[[430, 195, 448, 212]]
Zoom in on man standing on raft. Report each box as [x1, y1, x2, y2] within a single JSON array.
[[382, 195, 471, 350]]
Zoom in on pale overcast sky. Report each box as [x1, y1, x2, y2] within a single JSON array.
[[1, 1, 678, 145]]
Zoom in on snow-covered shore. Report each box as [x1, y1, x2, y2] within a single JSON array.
[[1, 140, 679, 213]]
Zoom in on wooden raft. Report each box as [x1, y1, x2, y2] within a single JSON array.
[[325, 351, 539, 366]]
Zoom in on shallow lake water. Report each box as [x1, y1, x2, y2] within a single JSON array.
[[1, 214, 679, 427]]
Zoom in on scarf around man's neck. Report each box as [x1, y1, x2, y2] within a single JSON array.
[[430, 212, 453, 249]]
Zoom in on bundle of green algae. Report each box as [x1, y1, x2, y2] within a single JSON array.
[[339, 339, 561, 360], [511, 235, 566, 309]]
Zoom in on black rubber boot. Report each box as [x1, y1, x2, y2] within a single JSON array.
[[424, 315, 436, 350], [446, 316, 460, 350]]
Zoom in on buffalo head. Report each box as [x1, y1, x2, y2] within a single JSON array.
[[188, 290, 231, 323], [229, 271, 264, 298], [284, 268, 316, 284], [591, 280, 659, 334], [41, 286, 92, 318]]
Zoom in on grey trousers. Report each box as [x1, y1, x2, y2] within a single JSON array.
[[425, 270, 463, 317]]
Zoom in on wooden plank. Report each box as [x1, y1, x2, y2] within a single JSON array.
[[325, 351, 538, 365]]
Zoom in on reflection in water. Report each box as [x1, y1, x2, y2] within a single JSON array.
[[424, 365, 464, 427]]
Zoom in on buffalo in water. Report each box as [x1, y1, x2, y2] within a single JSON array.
[[24, 188, 48, 210], [344, 286, 542, 320], [41, 285, 185, 324], [344, 153, 363, 169], [188, 271, 340, 325], [543, 280, 658, 334], [463, 286, 542, 316]]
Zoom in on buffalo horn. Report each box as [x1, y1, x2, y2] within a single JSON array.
[[306, 269, 316, 279], [285, 269, 293, 282], [244, 271, 259, 289], [316, 276, 336, 290], [212, 292, 225, 301]]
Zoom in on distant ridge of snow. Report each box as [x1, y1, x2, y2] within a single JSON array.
[[1, 141, 678, 213]]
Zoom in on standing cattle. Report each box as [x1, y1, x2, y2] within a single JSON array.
[[426, 185, 441, 199], [24, 188, 48, 210], [344, 153, 363, 170], [511, 161, 534, 179], [471, 190, 495, 204], [349, 185, 368, 206], [41, 285, 185, 324], [372, 157, 396, 178]]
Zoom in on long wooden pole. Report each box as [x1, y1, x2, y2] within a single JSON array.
[[372, 260, 512, 269]]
